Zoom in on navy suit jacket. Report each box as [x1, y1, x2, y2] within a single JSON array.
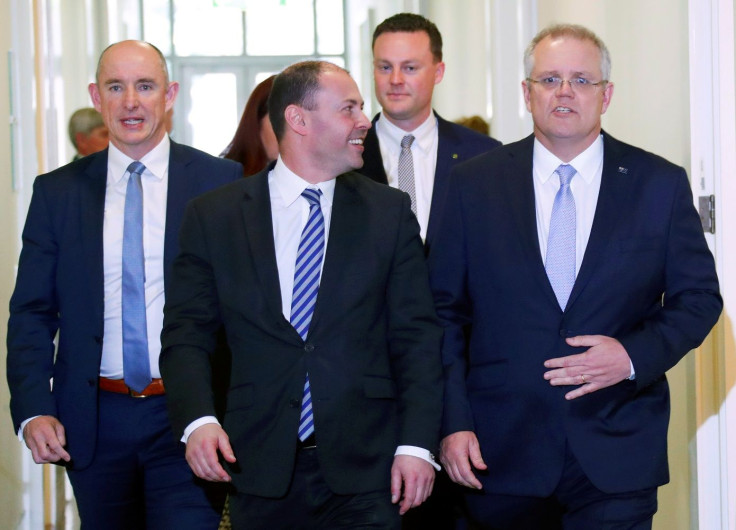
[[357, 111, 501, 249], [160, 169, 443, 498], [428, 132, 722, 495], [6, 141, 242, 470]]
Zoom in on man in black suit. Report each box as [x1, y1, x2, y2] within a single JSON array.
[[159, 60, 443, 529], [7, 40, 241, 528], [358, 12, 501, 249], [429, 24, 721, 529]]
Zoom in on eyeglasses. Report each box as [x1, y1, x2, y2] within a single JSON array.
[[526, 77, 608, 93]]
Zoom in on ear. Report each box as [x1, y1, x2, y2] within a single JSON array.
[[89, 83, 102, 112], [522, 80, 532, 112], [284, 104, 308, 136], [600, 81, 614, 115], [434, 61, 446, 85], [165, 81, 180, 111]]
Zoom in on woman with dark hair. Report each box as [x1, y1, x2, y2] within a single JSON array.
[[222, 74, 278, 176]]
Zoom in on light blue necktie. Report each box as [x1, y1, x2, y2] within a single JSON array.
[[545, 164, 577, 310], [291, 188, 325, 441], [122, 161, 152, 392]]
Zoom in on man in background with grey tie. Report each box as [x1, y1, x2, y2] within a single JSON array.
[[159, 60, 443, 529], [7, 40, 241, 528], [428, 24, 721, 529], [358, 12, 501, 250]]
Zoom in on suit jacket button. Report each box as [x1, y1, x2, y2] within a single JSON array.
[[304, 343, 315, 352], [289, 399, 300, 408]]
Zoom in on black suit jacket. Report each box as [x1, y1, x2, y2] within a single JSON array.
[[428, 132, 722, 495], [6, 142, 242, 470], [160, 169, 443, 498], [357, 111, 501, 248]]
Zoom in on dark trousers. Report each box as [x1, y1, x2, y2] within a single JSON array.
[[229, 446, 401, 529], [463, 444, 657, 530], [67, 391, 226, 529]]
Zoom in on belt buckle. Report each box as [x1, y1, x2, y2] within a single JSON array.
[[128, 388, 149, 398]]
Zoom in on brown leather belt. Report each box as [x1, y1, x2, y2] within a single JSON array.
[[98, 377, 165, 398]]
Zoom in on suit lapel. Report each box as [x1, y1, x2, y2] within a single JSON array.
[[567, 133, 634, 309], [164, 141, 194, 289], [427, 114, 461, 245], [239, 171, 290, 330], [81, 151, 109, 326], [504, 136, 562, 308], [361, 115, 388, 183], [308, 174, 361, 335]]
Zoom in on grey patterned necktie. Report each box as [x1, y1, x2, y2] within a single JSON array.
[[398, 134, 417, 214]]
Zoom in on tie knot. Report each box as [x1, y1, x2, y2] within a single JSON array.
[[127, 161, 146, 177], [401, 134, 415, 149], [301, 188, 322, 207], [556, 164, 576, 187]]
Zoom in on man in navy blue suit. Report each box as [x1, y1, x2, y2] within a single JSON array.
[[7, 40, 241, 528], [429, 24, 722, 529], [358, 13, 501, 251]]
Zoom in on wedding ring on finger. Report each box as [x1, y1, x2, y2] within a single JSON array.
[[580, 374, 587, 384]]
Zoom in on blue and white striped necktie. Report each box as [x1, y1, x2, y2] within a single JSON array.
[[291, 188, 324, 441]]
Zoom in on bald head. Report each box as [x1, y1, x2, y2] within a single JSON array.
[[96, 40, 170, 86]]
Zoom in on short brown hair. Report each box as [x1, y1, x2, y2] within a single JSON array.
[[372, 13, 443, 63]]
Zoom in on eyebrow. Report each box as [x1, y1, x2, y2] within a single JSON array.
[[103, 77, 158, 86]]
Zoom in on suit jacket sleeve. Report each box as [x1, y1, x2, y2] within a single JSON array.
[[160, 199, 223, 438], [384, 191, 444, 450], [426, 174, 475, 437], [7, 176, 61, 430], [617, 166, 722, 389]]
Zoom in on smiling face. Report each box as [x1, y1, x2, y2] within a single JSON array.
[[522, 35, 613, 161], [298, 68, 371, 180], [373, 31, 445, 131], [89, 41, 179, 160]]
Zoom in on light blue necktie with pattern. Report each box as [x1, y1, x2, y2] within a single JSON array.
[[122, 161, 152, 392], [291, 188, 325, 441], [545, 164, 577, 310]]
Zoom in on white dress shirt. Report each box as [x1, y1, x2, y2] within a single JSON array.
[[185, 157, 439, 469], [101, 136, 170, 379], [533, 135, 603, 275], [376, 112, 438, 242]]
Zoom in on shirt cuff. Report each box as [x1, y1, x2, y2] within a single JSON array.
[[182, 416, 220, 443], [18, 416, 40, 441], [395, 445, 441, 471], [629, 359, 636, 380]]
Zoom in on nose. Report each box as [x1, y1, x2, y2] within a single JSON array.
[[356, 110, 371, 129], [123, 88, 139, 109], [389, 69, 403, 85], [555, 79, 575, 96]]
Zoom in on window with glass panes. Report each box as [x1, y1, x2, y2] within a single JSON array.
[[143, 0, 346, 155]]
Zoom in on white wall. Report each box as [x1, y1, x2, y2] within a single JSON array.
[[1, 0, 24, 527]]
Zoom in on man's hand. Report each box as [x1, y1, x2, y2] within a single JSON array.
[[23, 415, 71, 464], [544, 334, 632, 400], [390, 454, 435, 515], [185, 423, 236, 482], [439, 431, 486, 490]]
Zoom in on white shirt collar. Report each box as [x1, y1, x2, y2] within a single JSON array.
[[533, 134, 603, 185], [108, 135, 171, 182], [270, 155, 336, 208], [376, 112, 437, 156]]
